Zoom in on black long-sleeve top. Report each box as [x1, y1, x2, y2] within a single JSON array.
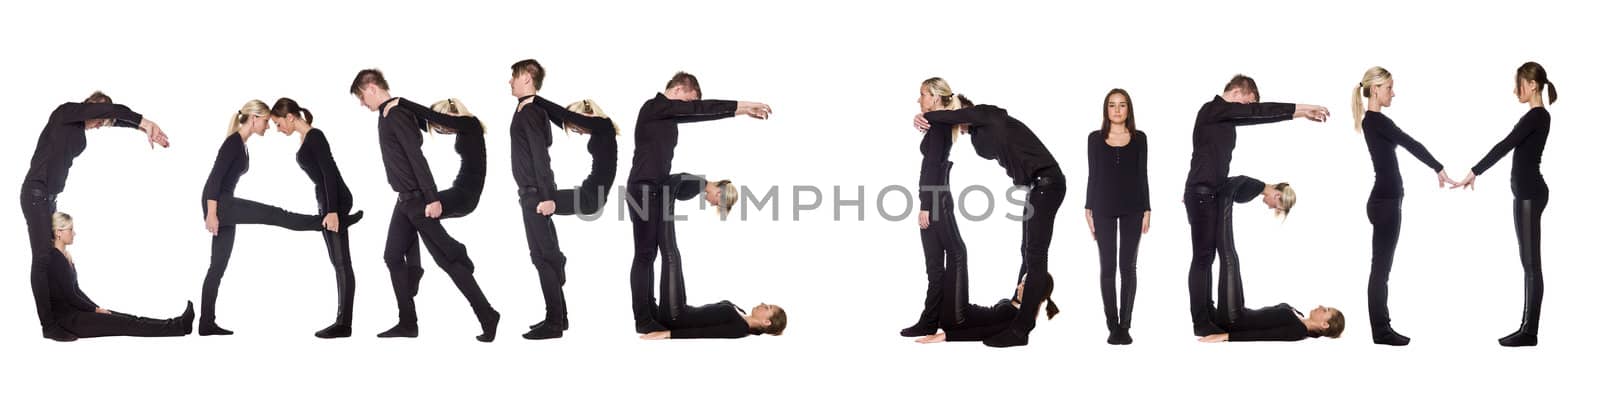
[[201, 133, 249, 209], [1470, 107, 1550, 200], [509, 95, 558, 202], [666, 173, 707, 201], [533, 96, 618, 187], [1220, 175, 1266, 208], [626, 93, 738, 186], [666, 300, 752, 339], [923, 105, 1060, 186], [1085, 130, 1151, 216], [1227, 303, 1309, 342], [1185, 96, 1297, 191], [917, 123, 956, 212], [24, 102, 145, 194], [1362, 112, 1444, 200], [46, 250, 98, 315], [945, 299, 1019, 342], [296, 129, 353, 215], [375, 97, 441, 202], [393, 99, 485, 190]]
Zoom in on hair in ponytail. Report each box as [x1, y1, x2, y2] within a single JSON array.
[[270, 97, 314, 125], [921, 77, 967, 141], [1352, 66, 1392, 132], [565, 99, 621, 136], [227, 99, 270, 136], [428, 98, 487, 136], [1516, 62, 1557, 104]]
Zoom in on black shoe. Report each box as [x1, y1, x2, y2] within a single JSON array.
[[475, 310, 500, 342], [344, 210, 365, 228], [1373, 328, 1411, 346], [180, 302, 196, 336], [982, 328, 1029, 348], [900, 322, 938, 337], [315, 323, 353, 339], [377, 322, 418, 338], [1498, 330, 1537, 347], [198, 321, 234, 336], [1108, 328, 1133, 345], [635, 319, 667, 334], [523, 321, 564, 340], [1193, 323, 1225, 337], [42, 326, 78, 342]]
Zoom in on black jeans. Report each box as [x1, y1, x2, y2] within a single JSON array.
[[319, 218, 356, 327], [200, 197, 323, 323], [1511, 197, 1547, 334], [1184, 188, 1221, 333], [555, 180, 611, 216], [20, 188, 57, 331], [1092, 211, 1141, 332], [57, 310, 186, 338], [1008, 169, 1064, 335], [382, 195, 494, 325], [1367, 198, 1402, 332], [914, 192, 966, 328], [627, 183, 682, 326], [520, 193, 569, 324]]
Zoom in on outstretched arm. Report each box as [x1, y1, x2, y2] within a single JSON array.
[[533, 96, 614, 132]]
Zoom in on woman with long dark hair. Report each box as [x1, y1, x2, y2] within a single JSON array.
[[1454, 61, 1557, 347], [1083, 88, 1150, 345]]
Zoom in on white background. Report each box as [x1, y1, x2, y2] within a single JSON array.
[[1, 1, 1593, 395]]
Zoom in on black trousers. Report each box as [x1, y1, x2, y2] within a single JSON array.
[[382, 195, 494, 325], [1511, 197, 1547, 334], [1184, 189, 1221, 332], [21, 188, 57, 331], [1367, 198, 1402, 332], [520, 193, 569, 324], [1008, 169, 1065, 335], [627, 183, 681, 326], [1215, 201, 1245, 327], [555, 179, 611, 216], [57, 310, 185, 338], [913, 193, 965, 329], [1092, 211, 1141, 332], [200, 197, 323, 323], [320, 219, 356, 327]]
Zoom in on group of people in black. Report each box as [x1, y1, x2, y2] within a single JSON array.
[[17, 61, 1557, 348], [902, 62, 1558, 348], [20, 63, 785, 342]]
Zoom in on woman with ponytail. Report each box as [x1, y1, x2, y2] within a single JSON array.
[[539, 97, 620, 217], [1350, 67, 1454, 346], [268, 98, 365, 338], [900, 77, 972, 338], [392, 97, 486, 219], [1454, 62, 1556, 347], [197, 100, 359, 336]]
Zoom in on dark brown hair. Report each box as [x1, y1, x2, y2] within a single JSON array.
[[665, 71, 701, 95], [1516, 62, 1558, 104], [348, 69, 389, 96], [511, 59, 545, 90], [83, 91, 113, 104], [1100, 88, 1136, 139], [1310, 308, 1345, 338], [755, 306, 787, 336], [270, 98, 314, 125], [1224, 74, 1259, 99]]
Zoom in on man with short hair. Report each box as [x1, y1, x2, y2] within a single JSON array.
[[350, 69, 500, 342]]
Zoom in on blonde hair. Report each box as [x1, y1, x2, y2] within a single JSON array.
[[1273, 182, 1297, 219], [1351, 67, 1392, 132], [226, 100, 270, 136], [565, 99, 621, 136], [428, 98, 487, 136], [712, 180, 738, 218], [921, 77, 963, 142], [52, 212, 73, 231]]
